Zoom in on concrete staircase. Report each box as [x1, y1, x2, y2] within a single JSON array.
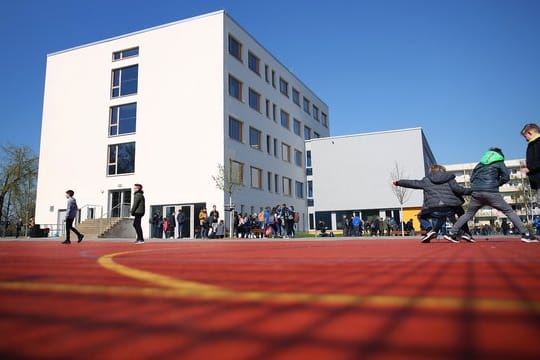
[[63, 218, 135, 239]]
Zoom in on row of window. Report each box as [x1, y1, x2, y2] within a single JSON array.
[[229, 74, 321, 140], [228, 34, 328, 128], [229, 159, 304, 198], [229, 116, 303, 167]]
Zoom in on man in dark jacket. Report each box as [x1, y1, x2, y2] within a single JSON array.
[[395, 164, 472, 243], [521, 123, 540, 206], [130, 183, 146, 244], [444, 148, 537, 243]]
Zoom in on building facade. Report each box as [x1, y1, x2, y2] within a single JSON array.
[[305, 128, 437, 231], [35, 11, 329, 238]]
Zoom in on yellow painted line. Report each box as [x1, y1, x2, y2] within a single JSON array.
[[92, 249, 540, 313]]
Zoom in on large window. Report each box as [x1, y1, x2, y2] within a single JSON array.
[[313, 105, 320, 121], [303, 97, 310, 114], [321, 112, 328, 127], [295, 181, 304, 199], [307, 180, 313, 198], [230, 159, 244, 185], [293, 119, 301, 136], [248, 88, 261, 112], [280, 110, 290, 129], [229, 116, 243, 142], [282, 177, 292, 196], [228, 34, 242, 61], [109, 103, 136, 136], [304, 126, 312, 140], [111, 65, 138, 98], [279, 78, 289, 97], [281, 143, 291, 162], [248, 51, 260, 75], [250, 166, 263, 189], [306, 150, 312, 167], [294, 149, 303, 167], [228, 75, 243, 101], [108, 142, 135, 175], [249, 127, 261, 150], [292, 88, 300, 106], [113, 47, 139, 61]]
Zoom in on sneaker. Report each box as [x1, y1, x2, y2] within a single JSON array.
[[443, 233, 459, 243], [460, 233, 475, 243], [134, 240, 145, 244], [521, 233, 538, 243], [62, 240, 71, 244], [421, 230, 437, 243], [78, 234, 84, 243]]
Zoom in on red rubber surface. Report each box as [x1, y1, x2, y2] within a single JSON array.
[[0, 238, 539, 359]]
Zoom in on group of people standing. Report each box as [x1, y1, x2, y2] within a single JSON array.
[[233, 204, 299, 239], [150, 208, 187, 239]]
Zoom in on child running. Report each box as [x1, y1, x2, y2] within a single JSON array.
[[394, 164, 472, 243], [444, 147, 537, 243]]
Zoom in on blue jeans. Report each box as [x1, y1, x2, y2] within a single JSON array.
[[418, 210, 455, 233]]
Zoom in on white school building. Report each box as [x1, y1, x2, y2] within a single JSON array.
[[35, 10, 330, 238]]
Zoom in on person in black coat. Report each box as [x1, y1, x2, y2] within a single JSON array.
[[521, 123, 540, 206], [394, 164, 472, 243]]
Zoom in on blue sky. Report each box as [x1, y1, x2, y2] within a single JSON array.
[[0, 0, 538, 164]]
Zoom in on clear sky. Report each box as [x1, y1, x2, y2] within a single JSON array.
[[0, 0, 538, 164]]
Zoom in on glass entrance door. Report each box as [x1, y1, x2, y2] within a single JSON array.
[[155, 204, 194, 238], [109, 189, 132, 218]]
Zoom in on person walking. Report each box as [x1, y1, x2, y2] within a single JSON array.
[[62, 190, 84, 244], [444, 148, 537, 243], [130, 183, 146, 244]]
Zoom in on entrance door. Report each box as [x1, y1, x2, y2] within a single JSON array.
[[109, 189, 132, 218], [157, 204, 194, 238]]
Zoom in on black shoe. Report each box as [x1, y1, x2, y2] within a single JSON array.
[[443, 233, 459, 243], [421, 230, 437, 243], [460, 233, 475, 243], [78, 234, 84, 243], [62, 240, 71, 244], [521, 233, 538, 243]]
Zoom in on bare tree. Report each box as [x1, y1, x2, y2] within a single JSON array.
[[389, 162, 412, 236], [212, 162, 241, 238]]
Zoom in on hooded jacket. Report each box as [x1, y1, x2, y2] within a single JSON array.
[[526, 134, 540, 189], [396, 171, 471, 211], [470, 150, 509, 193]]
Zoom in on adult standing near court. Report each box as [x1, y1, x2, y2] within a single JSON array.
[[62, 190, 84, 244], [521, 123, 540, 207], [131, 183, 146, 244], [176, 209, 185, 239]]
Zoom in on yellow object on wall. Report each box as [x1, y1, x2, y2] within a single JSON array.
[[402, 207, 421, 231]]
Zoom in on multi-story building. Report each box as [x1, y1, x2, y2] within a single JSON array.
[[445, 159, 535, 226], [305, 128, 436, 231], [35, 10, 329, 238]]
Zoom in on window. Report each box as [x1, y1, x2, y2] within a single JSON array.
[[113, 47, 139, 61], [229, 116, 243, 142], [250, 166, 263, 189], [306, 150, 312, 167], [314, 132, 320, 138], [265, 65, 269, 82], [109, 103, 136, 136], [248, 51, 260, 75], [313, 105, 319, 121], [228, 34, 242, 61], [265, 99, 270, 118], [273, 138, 278, 157], [282, 177, 292, 196], [248, 88, 261, 112], [279, 78, 289, 97], [111, 65, 138, 98], [293, 119, 301, 136], [249, 127, 261, 150], [274, 174, 279, 193], [307, 180, 313, 198], [295, 181, 304, 199], [294, 149, 303, 167], [230, 159, 244, 185], [267, 172, 272, 192], [271, 70, 276, 88], [266, 135, 271, 154], [281, 143, 291, 162], [280, 110, 290, 129], [108, 142, 135, 175], [272, 104, 277, 121], [304, 126, 312, 140], [228, 75, 243, 101], [292, 88, 300, 106], [322, 112, 328, 127], [303, 97, 310, 114]]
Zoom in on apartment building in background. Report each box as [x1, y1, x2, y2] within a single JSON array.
[[35, 10, 329, 238]]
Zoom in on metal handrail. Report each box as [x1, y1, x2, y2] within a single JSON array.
[[98, 202, 131, 236]]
